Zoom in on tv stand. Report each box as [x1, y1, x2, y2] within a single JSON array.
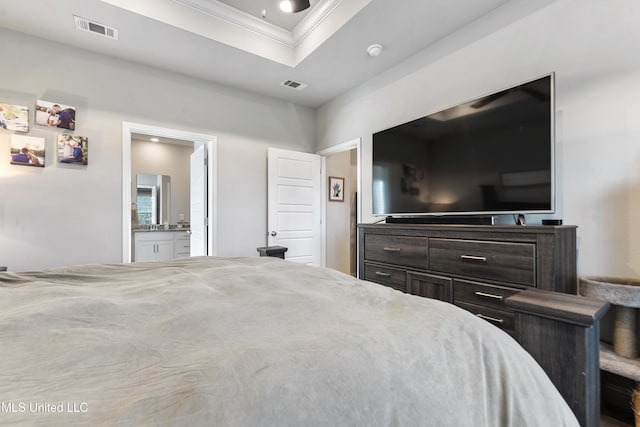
[[385, 215, 496, 225]]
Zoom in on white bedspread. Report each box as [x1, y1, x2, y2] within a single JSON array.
[[0, 256, 578, 426]]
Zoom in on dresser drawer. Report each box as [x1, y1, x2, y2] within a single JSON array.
[[363, 263, 407, 293], [455, 301, 515, 336], [429, 238, 535, 286], [364, 234, 427, 269], [453, 279, 519, 312]]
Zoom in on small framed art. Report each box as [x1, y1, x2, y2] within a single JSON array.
[[10, 134, 45, 167], [0, 102, 29, 132], [35, 100, 76, 130], [57, 134, 88, 166], [329, 176, 344, 202]]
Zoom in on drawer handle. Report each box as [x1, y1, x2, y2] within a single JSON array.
[[460, 255, 487, 263], [476, 313, 504, 324], [383, 247, 401, 252], [474, 291, 504, 301], [375, 271, 392, 277]]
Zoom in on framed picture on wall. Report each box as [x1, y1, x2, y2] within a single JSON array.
[[329, 176, 344, 202], [10, 134, 45, 167], [35, 100, 76, 130], [0, 102, 29, 132], [57, 134, 88, 166]]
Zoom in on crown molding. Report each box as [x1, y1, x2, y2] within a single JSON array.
[[291, 0, 343, 46], [172, 0, 347, 49], [100, 0, 370, 66], [173, 0, 294, 47]]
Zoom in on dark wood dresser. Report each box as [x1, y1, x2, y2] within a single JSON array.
[[358, 223, 611, 427], [358, 223, 577, 336]]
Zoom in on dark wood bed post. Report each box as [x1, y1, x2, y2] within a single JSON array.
[[506, 289, 610, 427]]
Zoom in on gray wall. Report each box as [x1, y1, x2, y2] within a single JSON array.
[[0, 28, 315, 271], [317, 0, 640, 278]]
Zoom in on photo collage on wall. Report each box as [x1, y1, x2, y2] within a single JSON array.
[[2, 98, 88, 168]]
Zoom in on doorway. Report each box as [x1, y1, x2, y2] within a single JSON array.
[[121, 122, 218, 263], [319, 138, 361, 276]]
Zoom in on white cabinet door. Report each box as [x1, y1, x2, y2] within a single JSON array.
[[134, 232, 175, 262], [135, 240, 157, 262], [155, 240, 175, 261]]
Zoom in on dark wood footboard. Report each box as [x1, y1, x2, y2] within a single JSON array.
[[506, 289, 610, 427]]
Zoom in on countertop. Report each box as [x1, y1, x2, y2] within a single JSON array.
[[132, 227, 190, 233]]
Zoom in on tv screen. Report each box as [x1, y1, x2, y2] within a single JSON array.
[[372, 74, 554, 217]]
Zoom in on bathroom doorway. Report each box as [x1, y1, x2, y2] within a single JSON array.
[[121, 122, 217, 263]]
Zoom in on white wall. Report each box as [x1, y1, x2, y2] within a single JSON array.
[[316, 0, 640, 278], [0, 28, 315, 272]]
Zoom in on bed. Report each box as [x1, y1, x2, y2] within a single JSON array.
[[0, 256, 581, 426]]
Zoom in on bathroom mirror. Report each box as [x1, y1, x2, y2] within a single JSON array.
[[136, 173, 171, 225]]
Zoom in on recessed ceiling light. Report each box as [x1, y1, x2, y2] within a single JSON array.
[[150, 137, 160, 142]]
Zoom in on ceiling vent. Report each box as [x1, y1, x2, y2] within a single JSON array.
[[281, 79, 308, 90], [74, 16, 119, 40]]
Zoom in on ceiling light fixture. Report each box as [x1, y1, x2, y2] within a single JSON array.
[[278, 0, 311, 13], [367, 44, 383, 57], [150, 137, 160, 142]]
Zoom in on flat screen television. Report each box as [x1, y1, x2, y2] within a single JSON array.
[[372, 74, 554, 218]]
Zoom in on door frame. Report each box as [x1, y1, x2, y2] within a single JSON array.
[[121, 122, 218, 263], [317, 138, 362, 272]]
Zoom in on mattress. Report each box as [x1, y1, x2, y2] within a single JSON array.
[[0, 256, 578, 426]]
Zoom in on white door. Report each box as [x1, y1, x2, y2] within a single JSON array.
[[190, 144, 207, 256], [267, 148, 322, 265]]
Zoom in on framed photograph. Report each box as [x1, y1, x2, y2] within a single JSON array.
[[10, 134, 45, 167], [0, 102, 29, 132], [57, 134, 88, 166], [329, 176, 344, 202], [35, 99, 76, 130]]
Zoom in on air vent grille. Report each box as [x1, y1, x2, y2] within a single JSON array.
[[74, 16, 118, 40], [281, 80, 308, 90]]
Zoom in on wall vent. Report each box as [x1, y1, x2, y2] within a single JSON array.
[[281, 79, 308, 90], [74, 16, 119, 40]]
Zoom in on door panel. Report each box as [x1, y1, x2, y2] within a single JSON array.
[[190, 144, 206, 256], [268, 148, 321, 265]]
